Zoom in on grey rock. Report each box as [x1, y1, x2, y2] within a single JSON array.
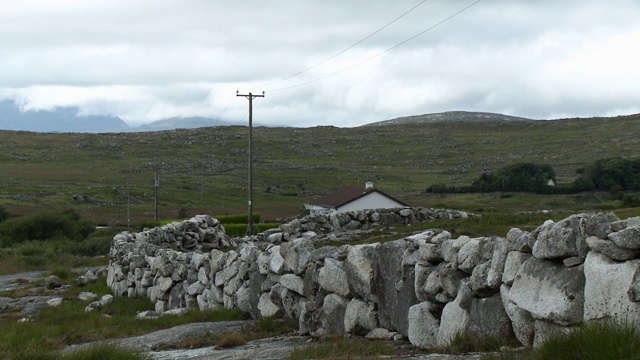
[[45, 275, 62, 289], [366, 328, 397, 340], [407, 301, 441, 349], [533, 214, 589, 260], [506, 228, 534, 253], [533, 320, 573, 348], [467, 294, 512, 340], [77, 292, 98, 301], [502, 251, 530, 286], [609, 225, 640, 250], [376, 239, 419, 336], [437, 285, 470, 347], [587, 236, 639, 261], [320, 293, 349, 335], [509, 257, 584, 325], [344, 298, 378, 335], [318, 257, 350, 297], [280, 274, 305, 296], [500, 284, 534, 347], [258, 293, 281, 318], [583, 251, 640, 323], [345, 244, 378, 302]]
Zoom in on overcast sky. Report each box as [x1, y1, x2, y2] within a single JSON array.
[[1, 0, 639, 127]]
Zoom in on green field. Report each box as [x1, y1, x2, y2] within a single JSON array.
[[1, 114, 638, 225]]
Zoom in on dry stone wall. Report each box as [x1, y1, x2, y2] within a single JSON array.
[[107, 209, 640, 349]]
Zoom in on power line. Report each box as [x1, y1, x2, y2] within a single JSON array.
[[254, 0, 429, 90], [265, 0, 481, 93]]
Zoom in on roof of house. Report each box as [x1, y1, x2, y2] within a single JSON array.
[[311, 185, 408, 209]]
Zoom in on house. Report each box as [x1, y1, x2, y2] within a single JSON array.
[[304, 182, 408, 215]]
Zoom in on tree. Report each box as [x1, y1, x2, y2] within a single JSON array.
[[0, 206, 8, 222], [582, 157, 639, 191], [470, 163, 556, 193]]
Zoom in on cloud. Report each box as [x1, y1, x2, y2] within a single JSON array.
[[0, 0, 639, 127]]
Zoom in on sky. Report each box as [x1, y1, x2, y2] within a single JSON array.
[[0, 0, 639, 128]]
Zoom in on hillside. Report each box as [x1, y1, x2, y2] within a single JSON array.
[[0, 100, 129, 133], [0, 113, 638, 223], [365, 111, 534, 126]]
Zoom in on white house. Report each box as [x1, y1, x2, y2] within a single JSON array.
[[304, 182, 407, 215]]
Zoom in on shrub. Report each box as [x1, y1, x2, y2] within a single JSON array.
[[215, 333, 246, 349], [0, 209, 95, 246], [622, 194, 640, 208], [0, 206, 9, 222], [216, 213, 261, 225]]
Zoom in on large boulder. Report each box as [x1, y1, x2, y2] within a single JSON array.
[[408, 301, 442, 349], [318, 258, 350, 297], [586, 236, 639, 261], [345, 244, 378, 302], [375, 239, 419, 336], [509, 257, 585, 326], [467, 294, 513, 340], [280, 237, 314, 275], [437, 282, 471, 347], [609, 225, 640, 250], [532, 214, 589, 260], [500, 284, 535, 347], [583, 251, 640, 324], [344, 298, 378, 335]]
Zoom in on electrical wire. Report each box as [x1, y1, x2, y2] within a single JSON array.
[[264, 0, 481, 93], [254, 0, 429, 90]]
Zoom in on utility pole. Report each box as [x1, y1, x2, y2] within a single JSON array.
[[154, 170, 159, 222], [236, 90, 265, 236], [127, 180, 130, 228]]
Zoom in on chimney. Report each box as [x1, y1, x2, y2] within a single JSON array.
[[365, 181, 374, 190]]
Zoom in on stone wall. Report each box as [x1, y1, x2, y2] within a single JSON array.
[[107, 209, 640, 349]]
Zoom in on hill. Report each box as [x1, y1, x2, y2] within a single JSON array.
[[0, 113, 638, 224], [365, 111, 534, 126], [131, 116, 243, 132], [0, 100, 130, 133]]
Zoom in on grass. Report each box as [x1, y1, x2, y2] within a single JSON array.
[[442, 331, 520, 355], [485, 321, 640, 360], [0, 276, 251, 359], [1, 116, 638, 223], [7, 343, 151, 360]]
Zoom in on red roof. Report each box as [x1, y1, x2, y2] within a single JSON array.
[[311, 186, 407, 209]]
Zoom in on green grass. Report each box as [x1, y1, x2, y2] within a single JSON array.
[[0, 276, 251, 359], [486, 321, 640, 360], [1, 116, 639, 223]]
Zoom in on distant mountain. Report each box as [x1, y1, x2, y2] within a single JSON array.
[[0, 99, 130, 133], [364, 111, 534, 127], [130, 116, 243, 132]]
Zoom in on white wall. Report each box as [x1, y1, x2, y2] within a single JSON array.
[[337, 192, 404, 212]]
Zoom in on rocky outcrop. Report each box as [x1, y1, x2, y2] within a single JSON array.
[[107, 210, 640, 350]]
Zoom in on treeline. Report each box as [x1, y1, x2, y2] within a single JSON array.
[[427, 157, 640, 200]]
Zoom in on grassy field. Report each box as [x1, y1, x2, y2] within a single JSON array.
[[0, 114, 639, 225]]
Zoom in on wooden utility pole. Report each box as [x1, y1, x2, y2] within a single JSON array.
[[154, 170, 159, 221], [236, 91, 264, 236]]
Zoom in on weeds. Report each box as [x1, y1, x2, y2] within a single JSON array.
[[215, 333, 246, 349]]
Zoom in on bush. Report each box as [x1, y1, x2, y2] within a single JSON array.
[[0, 209, 95, 246], [223, 223, 280, 237], [216, 213, 261, 225], [622, 194, 640, 208], [215, 333, 246, 349], [0, 206, 8, 222]]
